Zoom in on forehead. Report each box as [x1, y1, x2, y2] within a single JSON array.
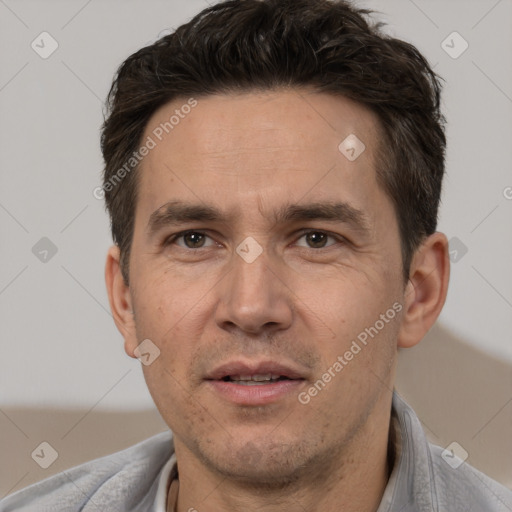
[[144, 89, 379, 155], [137, 90, 384, 222]]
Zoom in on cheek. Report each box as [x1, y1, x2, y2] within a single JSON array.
[[303, 269, 389, 327], [310, 273, 401, 369], [132, 268, 204, 336], [141, 361, 195, 437]]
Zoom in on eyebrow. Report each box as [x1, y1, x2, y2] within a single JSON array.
[[147, 199, 370, 236]]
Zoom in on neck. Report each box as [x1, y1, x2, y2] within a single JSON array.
[[171, 400, 394, 512]]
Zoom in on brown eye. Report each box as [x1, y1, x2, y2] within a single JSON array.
[[305, 232, 328, 248], [295, 231, 339, 249], [182, 232, 206, 248], [169, 231, 215, 249]]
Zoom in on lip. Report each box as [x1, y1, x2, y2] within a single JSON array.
[[205, 360, 307, 406], [206, 360, 306, 381]]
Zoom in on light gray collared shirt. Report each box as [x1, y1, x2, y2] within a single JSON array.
[[2, 392, 511, 511], [378, 393, 512, 511]]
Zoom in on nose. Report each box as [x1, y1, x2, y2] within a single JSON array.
[[214, 247, 293, 336]]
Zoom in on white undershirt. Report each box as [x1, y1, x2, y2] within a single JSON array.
[[154, 453, 177, 512]]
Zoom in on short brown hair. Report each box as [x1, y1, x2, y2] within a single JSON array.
[[101, 0, 446, 283]]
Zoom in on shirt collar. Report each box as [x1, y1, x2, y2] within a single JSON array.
[[377, 391, 437, 512], [154, 453, 177, 512]]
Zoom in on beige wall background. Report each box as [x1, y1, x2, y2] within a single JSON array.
[[1, 0, 511, 499]]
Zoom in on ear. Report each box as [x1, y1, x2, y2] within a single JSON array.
[[397, 232, 450, 348], [105, 246, 138, 358]]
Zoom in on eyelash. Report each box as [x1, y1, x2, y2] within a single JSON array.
[[165, 229, 345, 251]]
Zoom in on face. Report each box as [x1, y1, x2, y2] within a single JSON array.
[[119, 90, 408, 484]]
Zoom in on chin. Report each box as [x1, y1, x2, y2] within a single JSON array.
[[217, 461, 304, 489], [199, 438, 315, 488]]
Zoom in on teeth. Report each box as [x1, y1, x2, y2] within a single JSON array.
[[229, 373, 281, 382], [236, 381, 272, 386]]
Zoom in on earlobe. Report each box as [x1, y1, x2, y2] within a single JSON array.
[[397, 232, 450, 349], [105, 246, 138, 358]]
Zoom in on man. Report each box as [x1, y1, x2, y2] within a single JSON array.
[[2, 0, 511, 511]]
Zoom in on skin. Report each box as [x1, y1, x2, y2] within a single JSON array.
[[106, 89, 450, 512]]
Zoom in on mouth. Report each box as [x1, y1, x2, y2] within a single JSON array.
[[220, 374, 295, 385], [205, 361, 307, 405]]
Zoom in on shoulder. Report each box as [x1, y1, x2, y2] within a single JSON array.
[[388, 392, 512, 512], [428, 443, 512, 512], [0, 430, 174, 512]]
